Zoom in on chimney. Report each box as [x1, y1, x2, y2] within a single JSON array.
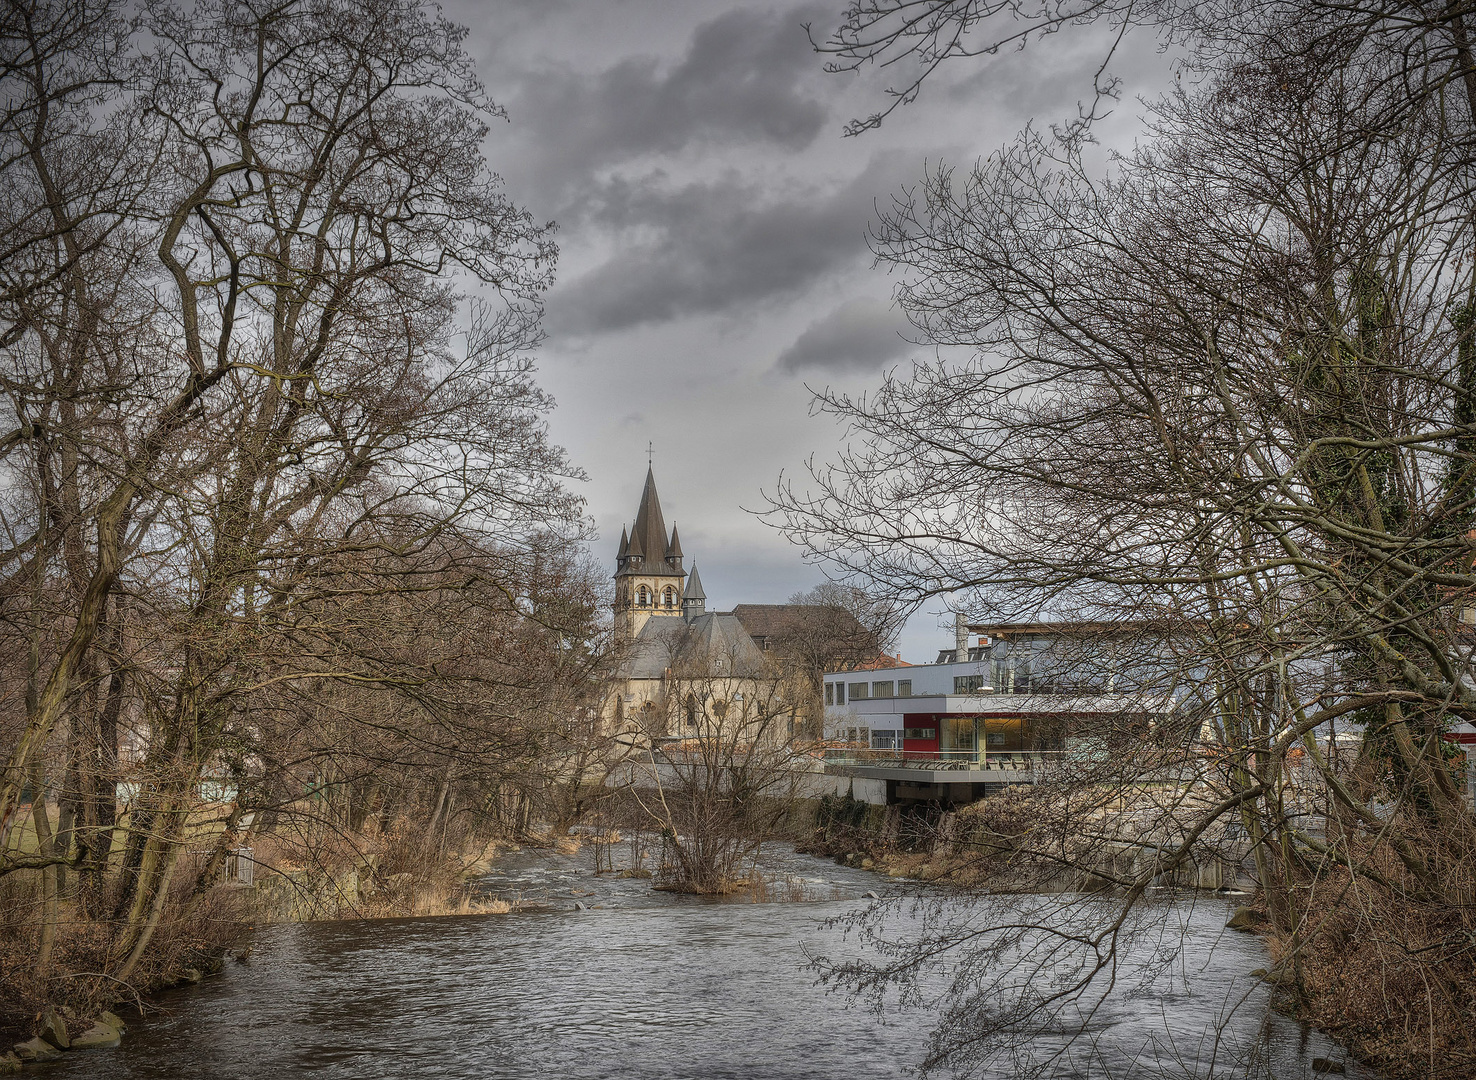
[[955, 613, 968, 662]]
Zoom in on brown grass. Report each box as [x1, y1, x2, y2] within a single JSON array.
[[1260, 823, 1476, 1080]]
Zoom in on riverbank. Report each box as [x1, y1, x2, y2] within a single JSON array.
[[35, 842, 1376, 1080], [0, 818, 546, 1060], [7, 789, 1438, 1078], [800, 790, 1471, 1080]]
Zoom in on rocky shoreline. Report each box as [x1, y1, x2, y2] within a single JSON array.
[[6, 1009, 127, 1072]]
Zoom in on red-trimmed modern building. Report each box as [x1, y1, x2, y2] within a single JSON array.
[[821, 619, 1181, 803], [1445, 721, 1476, 804]]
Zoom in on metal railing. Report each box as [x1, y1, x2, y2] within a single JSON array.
[[821, 747, 1068, 772], [187, 845, 255, 886]]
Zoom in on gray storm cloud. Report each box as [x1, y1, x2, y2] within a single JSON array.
[[505, 5, 833, 206], [550, 155, 913, 334], [775, 298, 914, 373], [443, 0, 1179, 662]]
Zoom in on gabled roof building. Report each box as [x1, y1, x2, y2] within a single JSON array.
[[605, 468, 883, 741]]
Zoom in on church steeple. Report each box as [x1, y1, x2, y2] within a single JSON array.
[[613, 466, 689, 640], [683, 563, 706, 620], [618, 467, 681, 580]]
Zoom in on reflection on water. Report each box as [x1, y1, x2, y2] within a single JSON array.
[[49, 845, 1374, 1079]]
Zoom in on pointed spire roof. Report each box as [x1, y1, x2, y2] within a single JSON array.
[[617, 525, 629, 558], [684, 563, 706, 600], [629, 466, 668, 565], [614, 466, 686, 578]]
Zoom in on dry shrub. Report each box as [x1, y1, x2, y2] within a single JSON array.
[[744, 871, 834, 903], [1267, 816, 1476, 1080], [249, 812, 506, 920], [0, 865, 249, 1045]]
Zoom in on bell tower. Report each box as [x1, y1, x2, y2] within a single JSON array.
[[614, 467, 687, 640]]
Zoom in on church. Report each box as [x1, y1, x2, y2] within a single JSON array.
[[604, 467, 879, 742]]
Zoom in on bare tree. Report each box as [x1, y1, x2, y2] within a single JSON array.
[[0, 0, 597, 1019], [762, 584, 898, 737], [619, 624, 805, 895], [775, 5, 1476, 1075]]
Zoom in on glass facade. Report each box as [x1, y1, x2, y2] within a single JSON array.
[[941, 716, 977, 760]]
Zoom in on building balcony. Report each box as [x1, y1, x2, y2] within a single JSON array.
[[821, 746, 1068, 775]]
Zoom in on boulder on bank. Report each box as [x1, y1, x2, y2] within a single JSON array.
[[13, 1037, 61, 1063], [71, 1024, 122, 1051], [38, 1010, 69, 1049], [1226, 906, 1267, 931], [99, 1011, 126, 1032]]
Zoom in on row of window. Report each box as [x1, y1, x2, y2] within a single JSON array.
[[633, 585, 678, 609], [826, 679, 913, 705], [839, 727, 934, 747], [825, 674, 1036, 700]]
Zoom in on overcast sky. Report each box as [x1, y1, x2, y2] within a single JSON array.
[[447, 1, 1176, 661]]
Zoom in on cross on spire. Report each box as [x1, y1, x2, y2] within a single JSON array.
[[647, 441, 654, 467]]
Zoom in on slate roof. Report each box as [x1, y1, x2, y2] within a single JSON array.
[[730, 604, 867, 642], [619, 611, 768, 680], [616, 467, 684, 578], [684, 563, 706, 601]]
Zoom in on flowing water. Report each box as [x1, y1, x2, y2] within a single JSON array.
[[50, 843, 1375, 1079]]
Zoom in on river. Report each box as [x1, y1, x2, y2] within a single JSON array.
[[50, 844, 1374, 1079]]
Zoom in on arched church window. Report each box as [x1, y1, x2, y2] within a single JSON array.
[[663, 587, 676, 609], [685, 693, 697, 726], [637, 585, 650, 607]]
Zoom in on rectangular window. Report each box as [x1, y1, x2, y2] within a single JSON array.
[[836, 682, 845, 705], [904, 726, 936, 741], [825, 683, 834, 706], [872, 680, 893, 698], [896, 679, 912, 697], [848, 682, 869, 700], [871, 730, 898, 749], [953, 675, 985, 693], [943, 716, 977, 753]]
